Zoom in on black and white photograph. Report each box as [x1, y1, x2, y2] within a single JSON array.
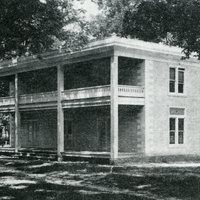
[[0, 0, 200, 199]]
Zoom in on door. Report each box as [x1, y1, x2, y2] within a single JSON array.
[[64, 120, 73, 150], [25, 120, 38, 147], [97, 117, 110, 151]]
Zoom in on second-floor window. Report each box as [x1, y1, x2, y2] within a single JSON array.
[[169, 67, 185, 94]]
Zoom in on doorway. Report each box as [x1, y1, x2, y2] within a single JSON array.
[[64, 120, 74, 150], [24, 120, 38, 147], [97, 117, 110, 151]]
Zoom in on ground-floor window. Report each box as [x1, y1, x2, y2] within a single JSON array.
[[169, 108, 185, 145]]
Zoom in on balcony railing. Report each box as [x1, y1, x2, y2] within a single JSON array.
[[118, 85, 145, 97], [62, 85, 144, 100], [0, 96, 15, 106], [19, 91, 57, 104], [0, 85, 145, 108], [62, 85, 111, 100]]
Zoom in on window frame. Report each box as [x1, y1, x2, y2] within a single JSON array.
[[169, 67, 176, 93], [169, 108, 185, 146], [169, 117, 176, 144], [178, 68, 185, 94], [169, 66, 185, 95]]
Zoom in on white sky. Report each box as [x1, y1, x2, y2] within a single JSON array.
[[74, 0, 100, 20], [39, 0, 99, 20]]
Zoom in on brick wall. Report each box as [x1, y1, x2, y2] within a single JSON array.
[[118, 106, 144, 153], [145, 59, 200, 156]]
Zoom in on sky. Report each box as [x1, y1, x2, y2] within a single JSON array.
[[39, 0, 100, 20], [74, 0, 100, 20]]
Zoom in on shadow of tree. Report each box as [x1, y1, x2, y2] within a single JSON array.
[[1, 158, 200, 200], [0, 180, 152, 200]]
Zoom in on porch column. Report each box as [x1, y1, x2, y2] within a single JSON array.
[[110, 55, 119, 162], [57, 65, 64, 160], [9, 113, 14, 147], [14, 73, 20, 152]]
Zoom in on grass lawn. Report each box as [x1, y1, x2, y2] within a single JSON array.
[[0, 156, 200, 200]]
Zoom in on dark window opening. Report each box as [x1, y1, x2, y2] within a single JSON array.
[[169, 118, 176, 144], [169, 68, 176, 93]]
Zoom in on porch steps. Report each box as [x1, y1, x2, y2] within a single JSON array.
[[0, 148, 57, 161], [62, 151, 110, 158], [0, 149, 147, 164], [61, 151, 111, 164], [17, 149, 57, 161]]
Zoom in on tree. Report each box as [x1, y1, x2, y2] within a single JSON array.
[[0, 0, 89, 60], [90, 0, 140, 39], [0, 0, 91, 135], [91, 0, 200, 59], [0, 0, 90, 96]]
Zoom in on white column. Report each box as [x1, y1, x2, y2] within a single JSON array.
[[14, 74, 20, 153], [57, 65, 64, 160], [110, 55, 119, 162]]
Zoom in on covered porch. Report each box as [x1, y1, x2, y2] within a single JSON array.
[[0, 105, 144, 160]]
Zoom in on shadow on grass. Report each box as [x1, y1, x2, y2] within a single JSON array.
[[1, 158, 200, 199], [93, 173, 200, 199], [0, 180, 152, 200]]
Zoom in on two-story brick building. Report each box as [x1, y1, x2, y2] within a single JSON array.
[[0, 36, 199, 162]]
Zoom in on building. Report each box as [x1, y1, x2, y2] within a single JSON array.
[[0, 36, 199, 162]]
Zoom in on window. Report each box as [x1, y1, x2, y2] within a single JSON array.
[[169, 67, 185, 94], [178, 68, 184, 93], [169, 108, 185, 145], [169, 68, 176, 93], [178, 118, 184, 144], [169, 118, 175, 144]]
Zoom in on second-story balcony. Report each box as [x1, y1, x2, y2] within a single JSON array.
[[62, 85, 110, 100], [62, 85, 144, 100], [0, 85, 145, 110]]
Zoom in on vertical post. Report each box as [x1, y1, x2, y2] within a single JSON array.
[[110, 55, 119, 162], [14, 74, 20, 153], [57, 65, 64, 160], [9, 113, 14, 147]]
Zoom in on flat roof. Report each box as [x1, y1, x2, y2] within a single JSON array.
[[88, 35, 183, 56], [0, 36, 199, 76]]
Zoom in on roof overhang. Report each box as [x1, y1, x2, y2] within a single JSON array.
[[1, 36, 200, 77]]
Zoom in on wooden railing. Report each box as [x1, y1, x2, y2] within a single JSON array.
[[19, 91, 57, 104], [0, 96, 15, 106], [118, 85, 144, 97], [0, 85, 145, 107], [62, 85, 110, 100]]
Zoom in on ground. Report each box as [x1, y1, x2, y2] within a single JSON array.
[[0, 156, 200, 200]]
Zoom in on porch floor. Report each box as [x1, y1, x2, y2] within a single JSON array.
[[0, 148, 138, 160]]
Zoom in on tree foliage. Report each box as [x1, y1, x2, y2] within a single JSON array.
[[0, 0, 90, 97], [0, 0, 89, 60], [91, 0, 200, 59]]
